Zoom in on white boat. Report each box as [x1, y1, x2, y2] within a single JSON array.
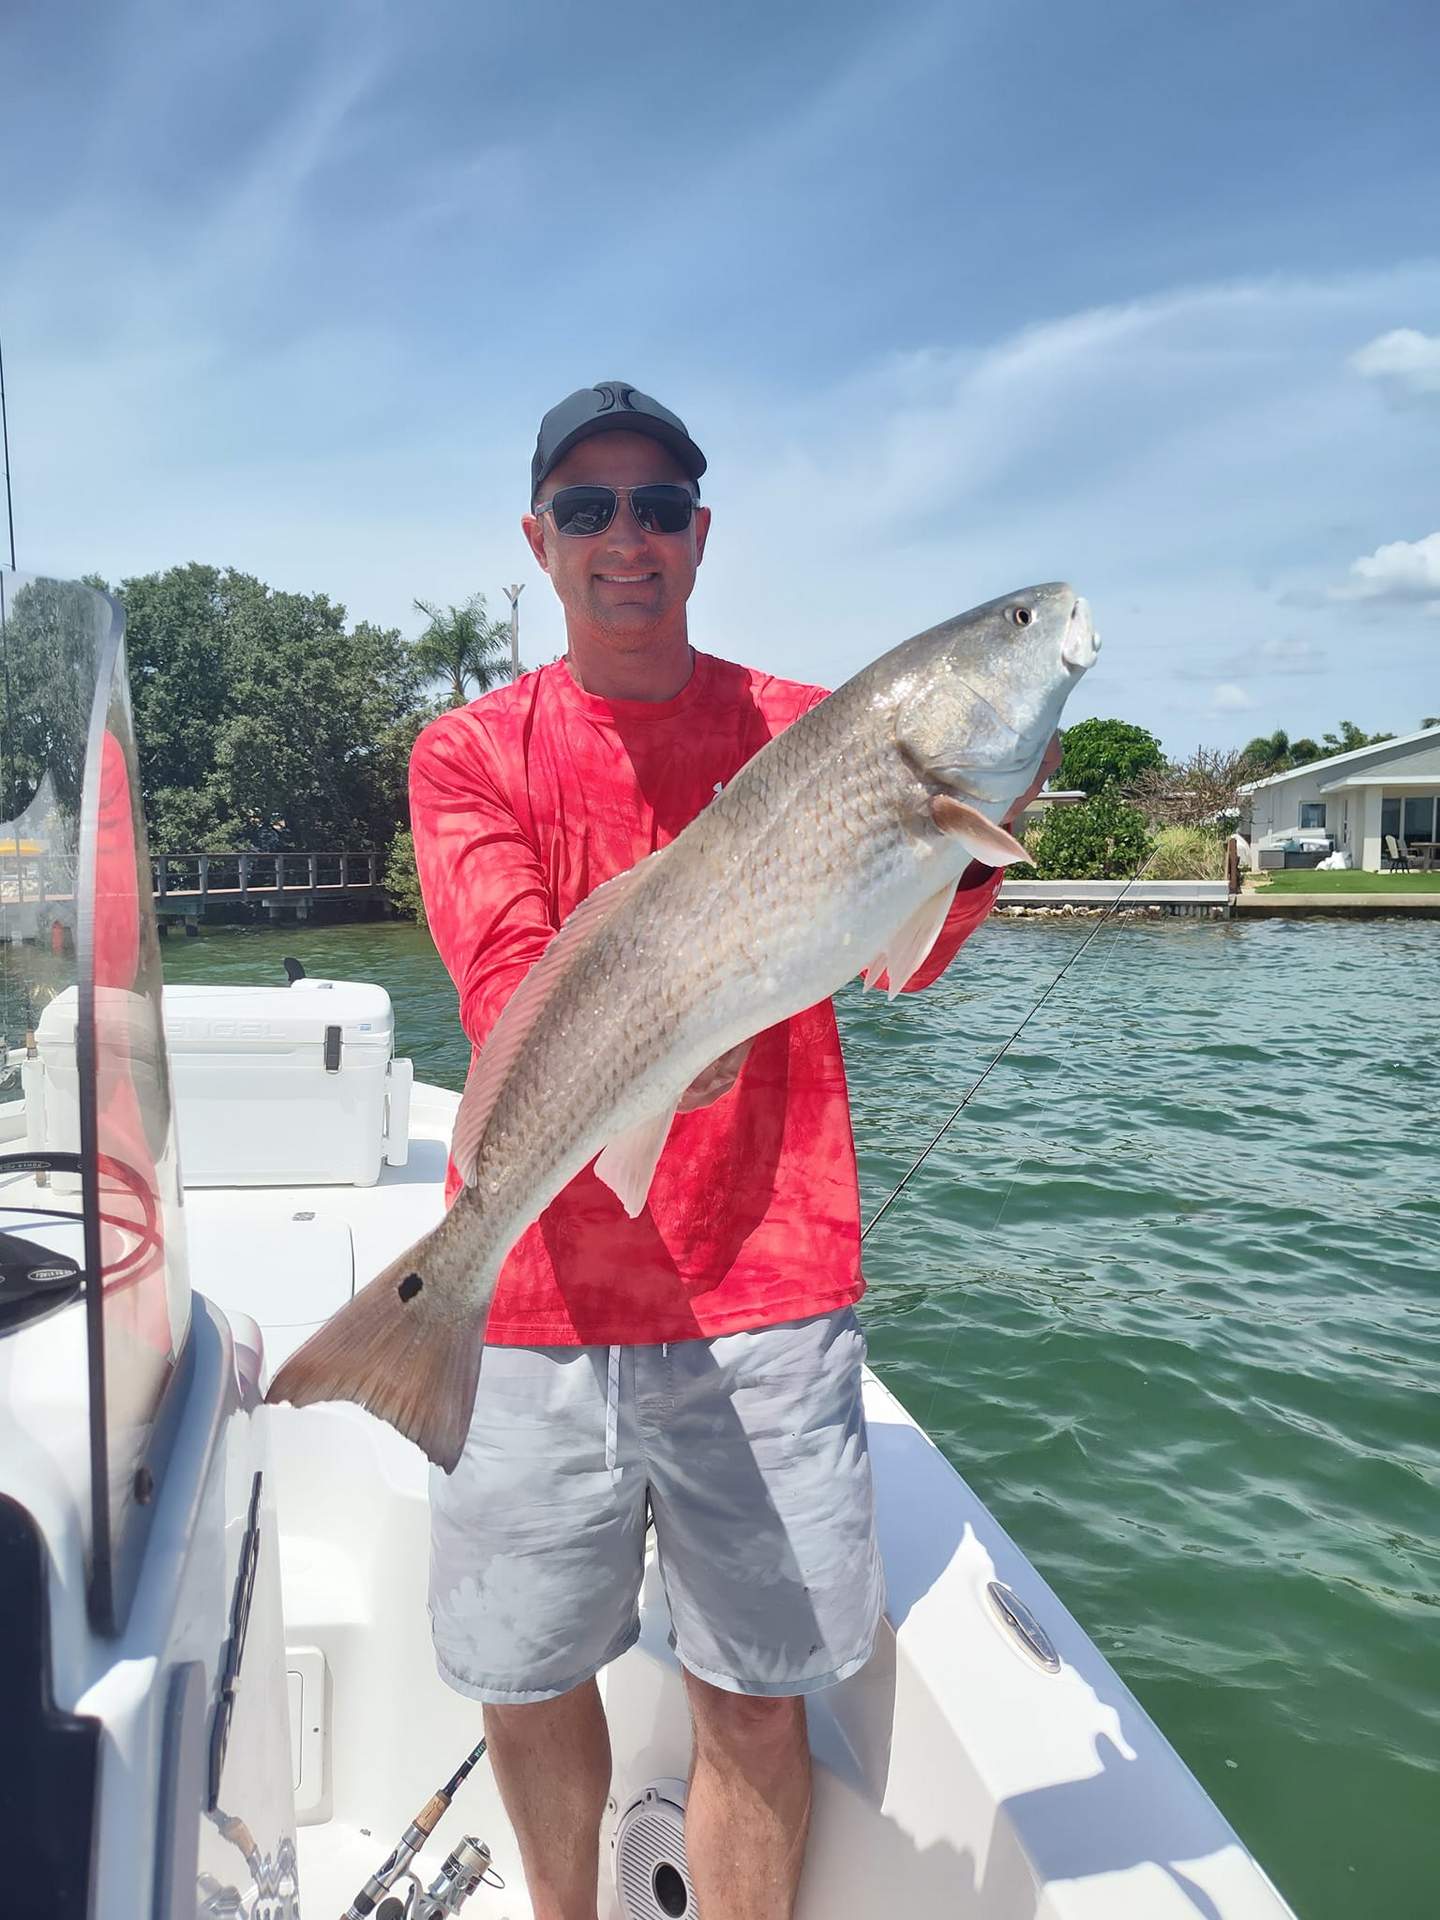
[[0, 574, 1297, 1919]]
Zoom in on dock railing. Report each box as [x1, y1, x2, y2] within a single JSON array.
[[150, 850, 382, 903]]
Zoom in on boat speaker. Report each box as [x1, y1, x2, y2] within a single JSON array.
[[612, 1779, 695, 1919]]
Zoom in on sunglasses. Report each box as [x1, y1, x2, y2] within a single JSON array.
[[533, 483, 697, 538]]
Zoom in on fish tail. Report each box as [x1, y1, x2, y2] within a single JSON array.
[[264, 1234, 484, 1473]]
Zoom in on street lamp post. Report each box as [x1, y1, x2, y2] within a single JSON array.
[[504, 583, 524, 681]]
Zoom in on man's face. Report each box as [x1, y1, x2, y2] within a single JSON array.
[[522, 431, 711, 644]]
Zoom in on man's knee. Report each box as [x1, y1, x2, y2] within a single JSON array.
[[484, 1677, 601, 1739], [685, 1673, 807, 1760]]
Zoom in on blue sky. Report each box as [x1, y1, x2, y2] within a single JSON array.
[[4, 0, 1438, 751]]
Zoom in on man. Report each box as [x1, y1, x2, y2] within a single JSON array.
[[410, 382, 1054, 1920]]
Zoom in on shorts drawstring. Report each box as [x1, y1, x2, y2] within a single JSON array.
[[605, 1344, 621, 1475]]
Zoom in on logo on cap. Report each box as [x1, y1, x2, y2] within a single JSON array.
[[594, 383, 636, 413]]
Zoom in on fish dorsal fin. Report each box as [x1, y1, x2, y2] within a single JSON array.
[[451, 854, 659, 1187], [868, 878, 960, 999], [593, 1104, 678, 1218]]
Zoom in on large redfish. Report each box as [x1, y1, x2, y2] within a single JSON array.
[[267, 584, 1099, 1468]]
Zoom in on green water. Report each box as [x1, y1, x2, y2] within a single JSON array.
[[161, 915, 1440, 1917]]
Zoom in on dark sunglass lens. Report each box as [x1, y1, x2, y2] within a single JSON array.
[[630, 486, 694, 535], [552, 486, 617, 536]]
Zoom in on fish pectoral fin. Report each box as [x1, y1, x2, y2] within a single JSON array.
[[931, 794, 1029, 866], [871, 878, 962, 1000], [593, 1106, 678, 1219], [265, 1229, 484, 1474]]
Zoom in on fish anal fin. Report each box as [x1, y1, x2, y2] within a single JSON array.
[[931, 794, 1029, 866], [265, 1238, 484, 1473], [593, 1105, 677, 1218], [871, 878, 962, 999], [451, 853, 661, 1187]]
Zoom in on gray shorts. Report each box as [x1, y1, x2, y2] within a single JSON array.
[[428, 1308, 883, 1703]]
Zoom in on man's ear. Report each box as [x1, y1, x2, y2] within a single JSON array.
[[521, 513, 551, 574], [693, 504, 712, 566]]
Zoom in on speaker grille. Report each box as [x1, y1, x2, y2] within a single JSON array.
[[614, 1785, 695, 1919]]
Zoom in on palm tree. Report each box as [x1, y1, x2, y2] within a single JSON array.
[[412, 594, 516, 705], [1240, 727, 1291, 773]]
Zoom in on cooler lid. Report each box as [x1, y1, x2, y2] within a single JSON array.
[[162, 981, 394, 1051]]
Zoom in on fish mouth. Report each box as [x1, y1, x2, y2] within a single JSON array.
[[1062, 596, 1100, 674]]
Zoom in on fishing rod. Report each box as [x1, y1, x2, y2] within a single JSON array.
[[861, 853, 1158, 1244], [0, 331, 15, 571], [339, 1734, 503, 1919]]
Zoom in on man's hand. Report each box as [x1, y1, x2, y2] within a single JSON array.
[[677, 1039, 752, 1112], [1003, 732, 1063, 830]]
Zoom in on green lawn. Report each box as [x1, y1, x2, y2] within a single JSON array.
[[1249, 869, 1440, 893]]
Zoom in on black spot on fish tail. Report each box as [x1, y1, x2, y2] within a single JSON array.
[[398, 1273, 423, 1303]]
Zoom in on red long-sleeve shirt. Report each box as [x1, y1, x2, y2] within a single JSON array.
[[409, 651, 1001, 1346]]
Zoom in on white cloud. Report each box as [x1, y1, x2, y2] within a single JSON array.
[[1332, 531, 1440, 609], [1351, 328, 1440, 400], [1211, 684, 1253, 713]]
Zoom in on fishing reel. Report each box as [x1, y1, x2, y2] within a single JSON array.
[[373, 1835, 502, 1919]]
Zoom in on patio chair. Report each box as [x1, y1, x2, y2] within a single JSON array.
[[1384, 835, 1411, 872]]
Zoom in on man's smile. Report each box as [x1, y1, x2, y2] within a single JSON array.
[[595, 571, 659, 584]]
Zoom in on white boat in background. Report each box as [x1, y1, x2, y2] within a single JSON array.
[[0, 574, 1297, 1919]]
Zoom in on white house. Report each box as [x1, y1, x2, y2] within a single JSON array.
[[1239, 725, 1440, 870]]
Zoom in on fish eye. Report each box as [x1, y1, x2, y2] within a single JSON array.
[[1010, 606, 1033, 627]]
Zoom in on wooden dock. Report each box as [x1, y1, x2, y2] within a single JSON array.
[[150, 851, 384, 929]]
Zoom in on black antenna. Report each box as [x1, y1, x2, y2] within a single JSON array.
[[0, 333, 14, 570]]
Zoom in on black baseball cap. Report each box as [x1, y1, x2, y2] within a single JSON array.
[[531, 381, 707, 499]]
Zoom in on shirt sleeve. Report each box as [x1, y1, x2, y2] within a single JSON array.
[[409, 709, 556, 1051]]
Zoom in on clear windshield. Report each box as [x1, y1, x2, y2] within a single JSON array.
[[0, 571, 188, 1633]]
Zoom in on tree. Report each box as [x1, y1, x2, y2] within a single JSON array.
[[1320, 720, 1394, 755], [1241, 728, 1292, 774], [1423, 717, 1440, 729], [384, 827, 428, 931], [1127, 746, 1255, 828], [1056, 718, 1164, 795], [107, 565, 425, 851], [412, 594, 514, 706], [1242, 722, 1392, 774], [1017, 791, 1153, 880], [0, 573, 110, 822]]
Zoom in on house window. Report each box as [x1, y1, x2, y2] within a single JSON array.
[[1402, 796, 1438, 845], [1382, 798, 1402, 845], [1299, 803, 1326, 829]]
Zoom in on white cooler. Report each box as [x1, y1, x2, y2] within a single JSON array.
[[32, 979, 413, 1189]]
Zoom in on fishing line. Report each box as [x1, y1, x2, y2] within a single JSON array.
[[860, 853, 1160, 1438], [912, 902, 1143, 1438], [860, 853, 1158, 1244], [977, 904, 1136, 1248]]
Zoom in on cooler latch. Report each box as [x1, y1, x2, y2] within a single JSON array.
[[323, 1025, 342, 1073]]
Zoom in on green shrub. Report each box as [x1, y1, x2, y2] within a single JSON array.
[[1057, 717, 1165, 795], [1146, 825, 1228, 880], [1016, 792, 1153, 880], [384, 827, 428, 929]]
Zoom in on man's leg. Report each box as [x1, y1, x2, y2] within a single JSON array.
[[428, 1345, 649, 1919], [483, 1680, 611, 1920], [682, 1671, 812, 1920]]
